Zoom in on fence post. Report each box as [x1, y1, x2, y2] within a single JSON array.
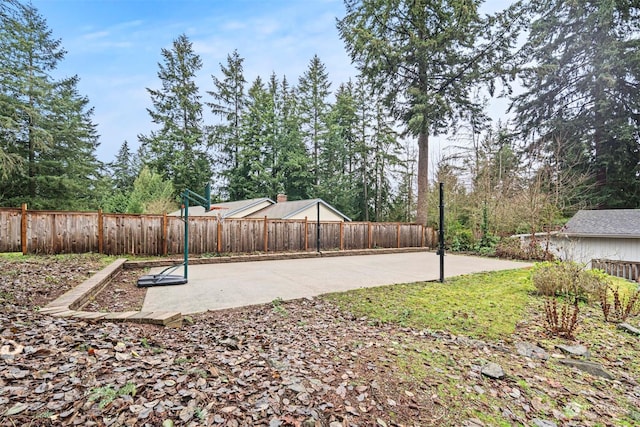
[[98, 209, 104, 254], [21, 203, 27, 255], [397, 222, 401, 248], [217, 220, 222, 253], [420, 225, 424, 247], [162, 213, 168, 256], [367, 222, 372, 249], [264, 216, 268, 253], [304, 217, 308, 251]]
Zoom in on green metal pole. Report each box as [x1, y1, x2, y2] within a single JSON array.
[[183, 192, 189, 280]]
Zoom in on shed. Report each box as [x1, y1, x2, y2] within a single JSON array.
[[550, 209, 640, 265]]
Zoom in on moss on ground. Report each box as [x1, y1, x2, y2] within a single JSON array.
[[324, 268, 534, 340]]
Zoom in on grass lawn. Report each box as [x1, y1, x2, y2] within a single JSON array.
[[323, 267, 640, 426], [324, 268, 534, 341]]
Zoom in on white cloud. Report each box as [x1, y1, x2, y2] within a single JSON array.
[[83, 30, 110, 40]]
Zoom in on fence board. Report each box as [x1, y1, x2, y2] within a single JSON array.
[[0, 207, 434, 255], [0, 208, 22, 252], [592, 259, 640, 282]]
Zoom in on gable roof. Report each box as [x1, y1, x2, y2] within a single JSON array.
[[561, 209, 640, 238], [248, 198, 351, 221], [211, 197, 274, 218], [169, 197, 274, 218]]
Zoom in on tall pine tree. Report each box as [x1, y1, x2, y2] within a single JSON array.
[[297, 55, 331, 187], [275, 76, 312, 200], [338, 0, 522, 224], [139, 34, 210, 195], [207, 50, 247, 198], [512, 0, 640, 208], [0, 0, 101, 209]]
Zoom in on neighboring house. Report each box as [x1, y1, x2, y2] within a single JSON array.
[[247, 197, 351, 222], [519, 209, 640, 267], [169, 194, 351, 222], [169, 197, 274, 219]]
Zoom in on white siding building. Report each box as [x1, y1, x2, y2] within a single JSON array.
[[519, 210, 640, 268]]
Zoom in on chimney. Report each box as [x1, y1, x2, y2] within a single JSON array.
[[276, 193, 287, 203]]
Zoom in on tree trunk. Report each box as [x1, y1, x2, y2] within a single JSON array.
[[415, 132, 429, 225]]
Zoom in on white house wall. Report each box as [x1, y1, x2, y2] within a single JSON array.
[[546, 236, 640, 266], [228, 200, 272, 219], [288, 205, 344, 222]]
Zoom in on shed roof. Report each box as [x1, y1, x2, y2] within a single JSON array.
[[562, 209, 640, 238], [248, 198, 351, 221]]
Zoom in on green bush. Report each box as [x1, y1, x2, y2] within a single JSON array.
[[444, 221, 475, 252], [530, 261, 610, 302]]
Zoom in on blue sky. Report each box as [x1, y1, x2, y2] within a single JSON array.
[[30, 0, 514, 163]]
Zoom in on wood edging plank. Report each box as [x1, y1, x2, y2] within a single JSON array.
[[43, 258, 126, 311], [39, 258, 183, 327], [123, 247, 430, 269]]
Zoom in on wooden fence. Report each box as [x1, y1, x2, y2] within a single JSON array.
[[592, 259, 640, 282], [0, 205, 436, 256]]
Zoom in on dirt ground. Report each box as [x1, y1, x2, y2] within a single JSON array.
[[85, 268, 148, 312], [1, 255, 639, 426]]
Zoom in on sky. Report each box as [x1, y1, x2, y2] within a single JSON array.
[[30, 0, 514, 164]]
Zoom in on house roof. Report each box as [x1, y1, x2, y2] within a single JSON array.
[[248, 198, 351, 221], [169, 197, 274, 218], [561, 209, 640, 238]]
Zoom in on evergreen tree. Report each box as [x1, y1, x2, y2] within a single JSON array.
[[37, 75, 102, 209], [297, 55, 331, 187], [388, 143, 417, 223], [207, 50, 247, 197], [512, 0, 640, 208], [139, 34, 210, 195], [101, 140, 140, 213], [321, 81, 361, 218], [127, 166, 176, 214], [338, 0, 522, 224], [353, 77, 374, 221], [108, 140, 138, 192], [371, 102, 401, 221], [275, 76, 312, 200], [0, 0, 101, 209], [233, 76, 277, 199]]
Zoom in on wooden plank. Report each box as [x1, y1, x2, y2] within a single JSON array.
[[264, 216, 268, 252], [98, 209, 104, 254], [21, 203, 27, 254]]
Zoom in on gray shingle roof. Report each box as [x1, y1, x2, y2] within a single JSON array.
[[169, 197, 274, 218], [562, 209, 640, 237], [248, 198, 351, 221]]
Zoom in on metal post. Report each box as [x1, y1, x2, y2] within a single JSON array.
[[316, 201, 321, 253], [183, 192, 189, 280], [438, 182, 445, 283]]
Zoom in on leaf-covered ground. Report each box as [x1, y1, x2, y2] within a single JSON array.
[[1, 255, 639, 426]]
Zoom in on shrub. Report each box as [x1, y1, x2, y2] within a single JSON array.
[[449, 228, 474, 252], [495, 237, 554, 261], [544, 297, 579, 339], [599, 284, 640, 323], [495, 237, 526, 259], [531, 261, 609, 302]]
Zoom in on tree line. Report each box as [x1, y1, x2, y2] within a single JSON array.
[[1, 0, 638, 243]]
